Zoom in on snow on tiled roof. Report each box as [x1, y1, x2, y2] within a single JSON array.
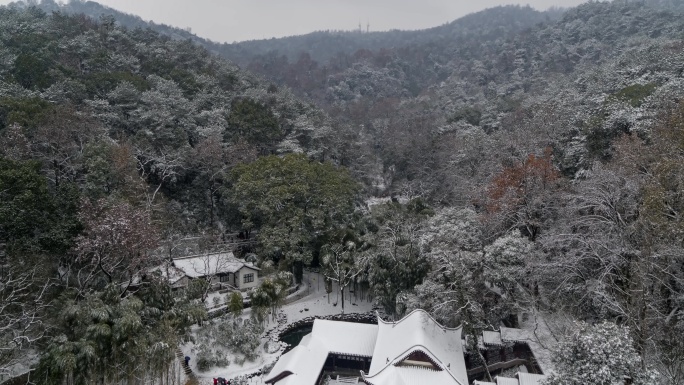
[[265, 320, 378, 385], [362, 365, 459, 385], [517, 373, 547, 385], [483, 330, 503, 346], [474, 381, 497, 385], [366, 309, 468, 385], [148, 263, 186, 284], [266, 339, 328, 385], [485, 372, 547, 385], [496, 376, 520, 385], [312, 319, 378, 357], [500, 327, 553, 374], [500, 327, 527, 343], [243, 262, 261, 271], [172, 252, 244, 278]]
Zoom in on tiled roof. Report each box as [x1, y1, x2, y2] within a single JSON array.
[[365, 309, 468, 385], [496, 377, 520, 385], [517, 373, 546, 385], [265, 320, 378, 385], [483, 330, 504, 346], [312, 319, 378, 357], [172, 252, 256, 278], [148, 264, 187, 285]]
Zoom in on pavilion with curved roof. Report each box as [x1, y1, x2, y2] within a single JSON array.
[[265, 309, 469, 385]]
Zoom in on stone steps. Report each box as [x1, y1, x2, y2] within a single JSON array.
[[176, 348, 196, 379]]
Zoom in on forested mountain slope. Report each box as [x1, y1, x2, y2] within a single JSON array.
[[14, 0, 203, 42], [22, 0, 558, 63], [0, 3, 334, 227], [0, 6, 347, 382], [220, 5, 558, 64]]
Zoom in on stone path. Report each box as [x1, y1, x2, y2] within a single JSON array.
[[176, 348, 196, 383]]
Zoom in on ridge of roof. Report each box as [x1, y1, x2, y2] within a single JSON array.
[[361, 343, 466, 385], [377, 309, 462, 331], [369, 309, 468, 385], [172, 251, 234, 260], [361, 360, 467, 385]]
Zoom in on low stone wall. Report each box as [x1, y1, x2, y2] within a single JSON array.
[[207, 283, 300, 319], [282, 284, 307, 305]]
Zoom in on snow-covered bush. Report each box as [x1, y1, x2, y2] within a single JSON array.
[[196, 344, 230, 372], [193, 316, 264, 371], [483, 230, 532, 298], [544, 321, 658, 385], [229, 319, 263, 360]]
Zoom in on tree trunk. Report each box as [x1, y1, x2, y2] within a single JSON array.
[[293, 261, 304, 283], [209, 186, 215, 227]]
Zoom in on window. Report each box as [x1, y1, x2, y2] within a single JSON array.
[[220, 275, 229, 283], [243, 273, 254, 284]]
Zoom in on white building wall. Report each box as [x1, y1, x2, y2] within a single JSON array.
[[237, 266, 259, 290]]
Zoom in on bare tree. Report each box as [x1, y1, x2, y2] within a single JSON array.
[[136, 146, 185, 210], [321, 241, 368, 314], [31, 106, 103, 188], [0, 267, 50, 377], [72, 199, 159, 295]]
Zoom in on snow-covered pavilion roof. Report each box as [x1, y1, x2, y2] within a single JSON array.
[[265, 319, 378, 385], [266, 340, 328, 385], [311, 319, 378, 356], [172, 252, 259, 278], [363, 309, 468, 385], [267, 310, 474, 385]]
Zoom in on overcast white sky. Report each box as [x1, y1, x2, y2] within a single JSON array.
[[3, 0, 588, 42]]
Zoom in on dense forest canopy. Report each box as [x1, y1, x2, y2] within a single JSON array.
[[1, 0, 684, 384]]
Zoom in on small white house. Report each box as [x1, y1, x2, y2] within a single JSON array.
[[172, 252, 260, 290]]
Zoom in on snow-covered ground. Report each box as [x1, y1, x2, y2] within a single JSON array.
[[181, 270, 375, 384]]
